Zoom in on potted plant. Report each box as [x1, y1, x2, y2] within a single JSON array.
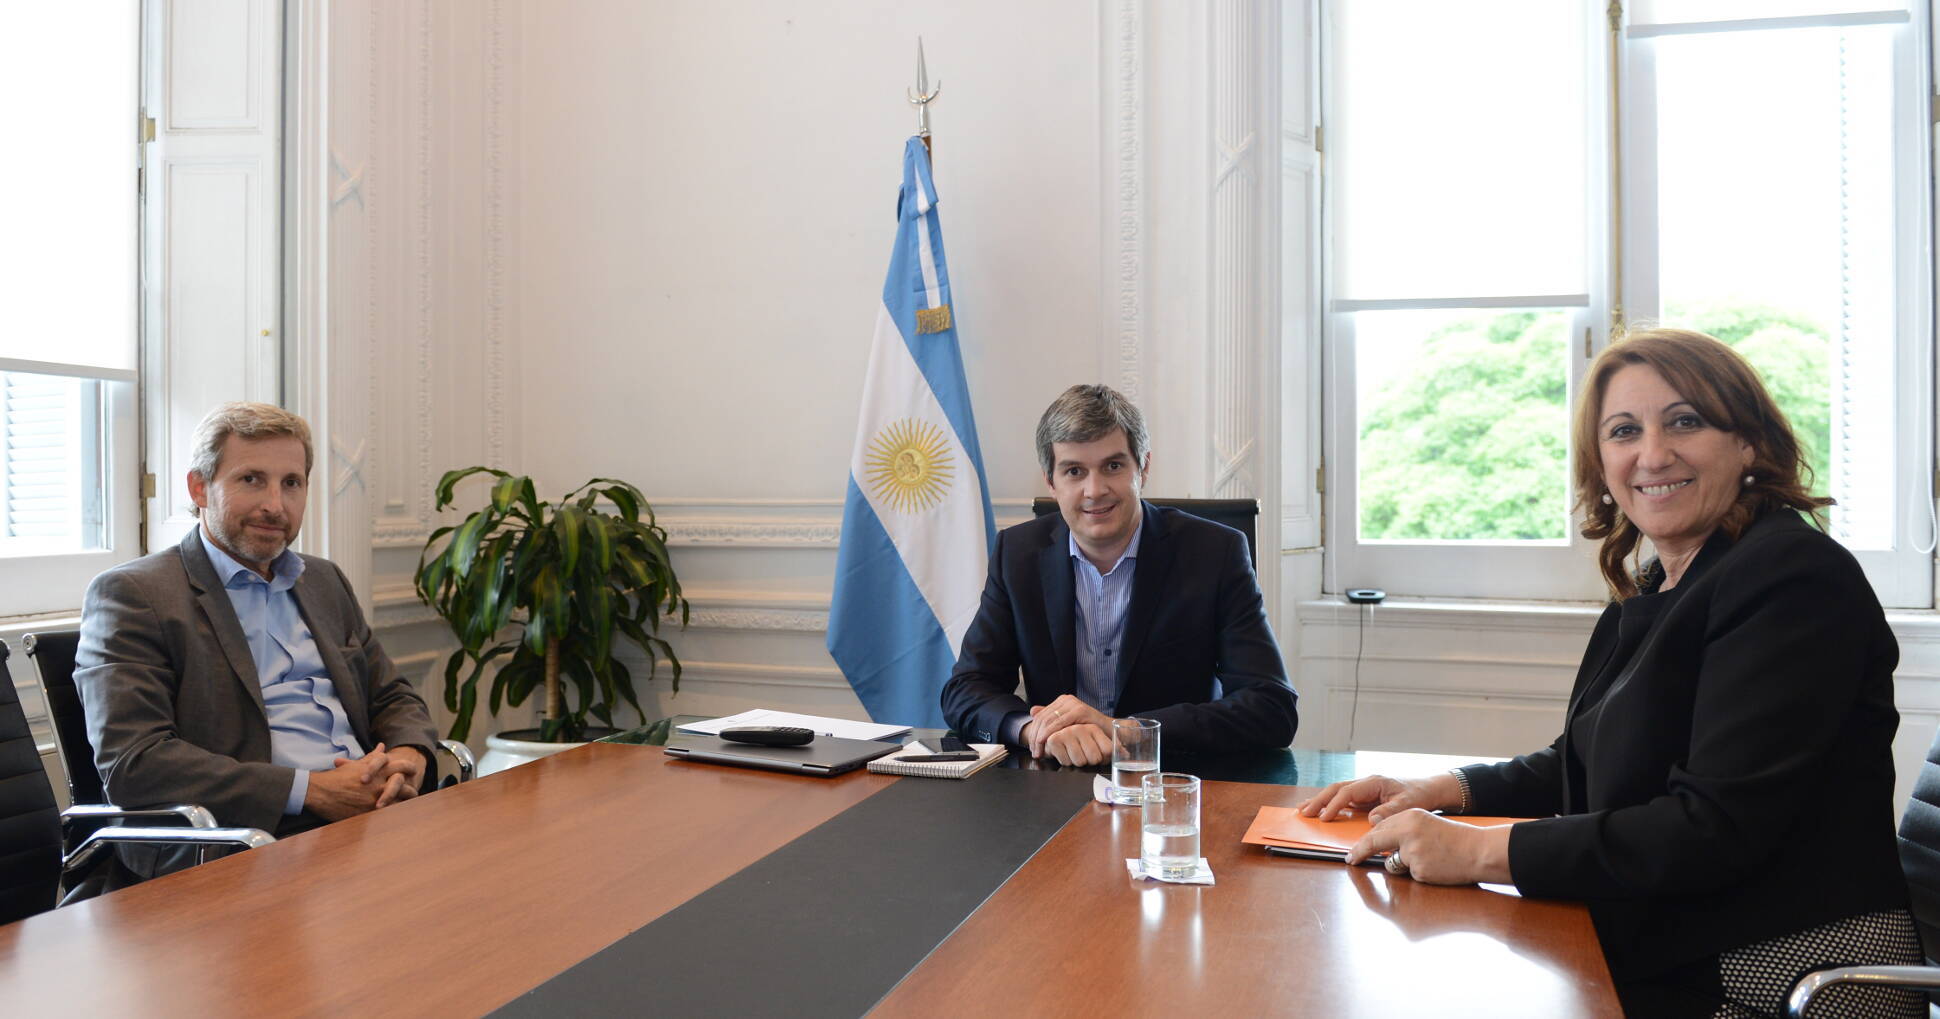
[[415, 468, 688, 772]]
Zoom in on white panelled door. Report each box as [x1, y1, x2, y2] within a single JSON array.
[[141, 0, 283, 551]]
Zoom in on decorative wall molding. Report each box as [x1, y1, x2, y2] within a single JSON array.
[[1109, 0, 1145, 402], [356, 0, 380, 564], [371, 0, 436, 547], [372, 584, 441, 628], [684, 605, 828, 633], [389, 649, 442, 674], [372, 583, 834, 634], [667, 518, 841, 548], [647, 497, 1033, 548], [486, 0, 508, 470], [669, 660, 851, 692], [1208, 0, 1266, 499]]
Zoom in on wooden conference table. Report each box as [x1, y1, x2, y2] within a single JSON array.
[[0, 734, 1617, 1016]]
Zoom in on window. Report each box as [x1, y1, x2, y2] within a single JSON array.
[[2, 373, 105, 553], [0, 5, 141, 615], [1319, 0, 1932, 606]]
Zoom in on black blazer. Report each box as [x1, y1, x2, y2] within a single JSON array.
[[939, 502, 1297, 754], [1464, 510, 1908, 980]]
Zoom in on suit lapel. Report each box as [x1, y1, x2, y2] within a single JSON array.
[[1038, 520, 1078, 693], [292, 568, 367, 736], [180, 529, 270, 718], [1113, 503, 1172, 707]]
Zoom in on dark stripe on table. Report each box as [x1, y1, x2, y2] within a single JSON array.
[[493, 766, 1096, 1018]]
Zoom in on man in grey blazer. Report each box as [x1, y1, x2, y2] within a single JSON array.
[[76, 403, 438, 879]]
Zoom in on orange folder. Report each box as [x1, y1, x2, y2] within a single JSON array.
[[1242, 805, 1533, 854]]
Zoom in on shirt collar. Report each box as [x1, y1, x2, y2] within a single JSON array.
[[198, 525, 304, 592], [1068, 510, 1144, 577]]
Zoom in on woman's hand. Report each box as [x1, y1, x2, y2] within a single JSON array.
[[1295, 772, 1461, 823], [1345, 809, 1514, 886]]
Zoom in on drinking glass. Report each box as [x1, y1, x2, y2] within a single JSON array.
[[1140, 772, 1201, 880], [1109, 717, 1160, 805]]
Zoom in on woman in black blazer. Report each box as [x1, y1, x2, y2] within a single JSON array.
[[1299, 329, 1921, 1017]]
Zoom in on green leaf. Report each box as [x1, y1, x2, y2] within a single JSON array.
[[445, 510, 494, 580], [598, 484, 639, 523], [638, 716, 673, 745], [587, 514, 616, 575], [615, 546, 654, 591], [490, 474, 523, 513], [583, 584, 614, 664], [417, 552, 451, 607], [505, 656, 543, 706], [552, 505, 583, 579], [449, 679, 479, 742], [657, 639, 684, 694], [435, 466, 508, 510], [441, 650, 469, 711], [611, 655, 649, 726], [615, 614, 651, 650], [562, 653, 596, 715]]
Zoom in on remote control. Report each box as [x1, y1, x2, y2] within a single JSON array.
[[719, 726, 815, 747]]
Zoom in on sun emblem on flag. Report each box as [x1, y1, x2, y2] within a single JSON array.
[[865, 418, 955, 513]]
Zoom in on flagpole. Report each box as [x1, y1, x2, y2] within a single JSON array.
[[907, 37, 939, 157]]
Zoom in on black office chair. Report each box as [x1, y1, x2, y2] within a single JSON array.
[[1786, 727, 1940, 1016], [0, 640, 271, 925], [23, 631, 101, 805], [1030, 497, 1260, 569]]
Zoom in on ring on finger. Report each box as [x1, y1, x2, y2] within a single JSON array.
[[1384, 851, 1409, 876]]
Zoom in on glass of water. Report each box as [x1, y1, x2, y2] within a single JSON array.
[[1140, 772, 1201, 880], [1109, 717, 1160, 805]]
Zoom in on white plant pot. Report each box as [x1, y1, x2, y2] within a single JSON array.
[[477, 731, 589, 776]]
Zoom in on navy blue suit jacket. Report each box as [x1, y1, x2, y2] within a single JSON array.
[[940, 502, 1297, 754]]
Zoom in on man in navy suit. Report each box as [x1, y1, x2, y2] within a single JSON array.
[[941, 385, 1296, 765]]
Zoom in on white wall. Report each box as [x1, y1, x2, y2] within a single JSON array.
[[320, 0, 1257, 742], [519, 1, 1106, 501]]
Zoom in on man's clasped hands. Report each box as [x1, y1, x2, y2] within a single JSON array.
[[1020, 694, 1119, 766], [303, 742, 428, 821]]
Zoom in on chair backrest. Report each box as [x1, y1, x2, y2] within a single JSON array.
[[0, 640, 63, 925], [1899, 727, 1940, 961], [1030, 497, 1260, 570], [24, 630, 101, 805]]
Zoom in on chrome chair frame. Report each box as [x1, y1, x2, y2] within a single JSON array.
[[1786, 966, 1940, 1017]]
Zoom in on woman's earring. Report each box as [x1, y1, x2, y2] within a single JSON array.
[[1601, 492, 1613, 505], [1742, 474, 1754, 486]]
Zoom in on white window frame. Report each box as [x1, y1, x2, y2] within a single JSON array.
[[1318, 1, 1936, 607], [1324, 300, 1607, 601], [1620, 5, 1935, 608], [0, 378, 139, 617], [1321, 5, 1612, 601], [0, 5, 143, 618]]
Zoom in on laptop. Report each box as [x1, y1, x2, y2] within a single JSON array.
[[662, 732, 901, 776]]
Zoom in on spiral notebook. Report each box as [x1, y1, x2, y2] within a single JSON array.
[[867, 740, 1007, 779]]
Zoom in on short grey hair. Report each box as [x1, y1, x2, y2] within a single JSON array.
[[1034, 384, 1150, 477], [188, 402, 315, 487]]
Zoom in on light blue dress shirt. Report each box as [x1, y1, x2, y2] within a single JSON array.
[[199, 529, 364, 814], [1070, 518, 1141, 713], [1000, 517, 1143, 744]]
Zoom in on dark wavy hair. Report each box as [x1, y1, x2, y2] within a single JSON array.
[[1573, 328, 1832, 599]]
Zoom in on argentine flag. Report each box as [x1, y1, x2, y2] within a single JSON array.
[[827, 137, 995, 728]]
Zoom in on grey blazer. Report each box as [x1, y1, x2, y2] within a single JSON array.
[[76, 529, 437, 875]]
